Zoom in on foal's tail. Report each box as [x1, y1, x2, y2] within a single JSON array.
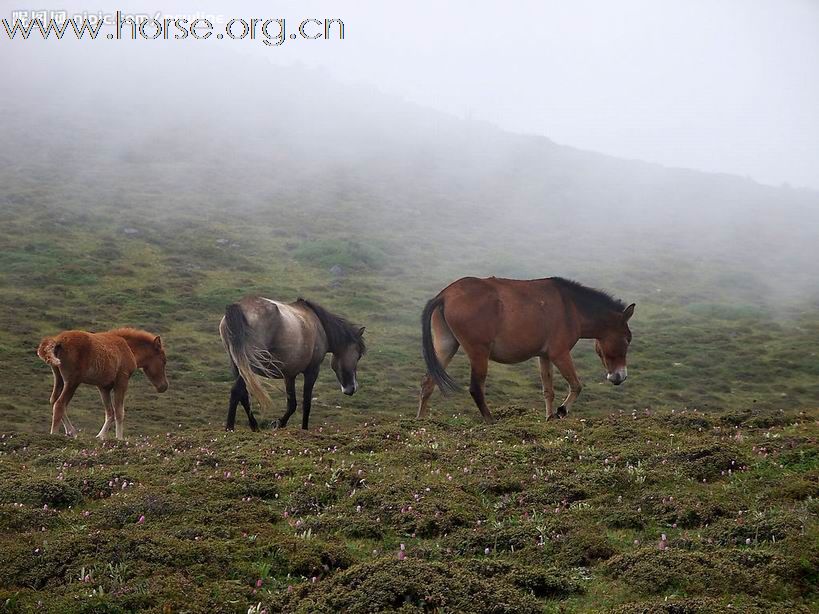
[[37, 337, 62, 367], [223, 304, 276, 411], [421, 296, 459, 394]]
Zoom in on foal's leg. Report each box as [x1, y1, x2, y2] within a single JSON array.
[[112, 378, 128, 440], [62, 414, 77, 437], [538, 356, 556, 420], [50, 367, 64, 405], [97, 387, 115, 439], [466, 349, 495, 424], [417, 311, 460, 419], [51, 367, 75, 436], [552, 352, 582, 418], [301, 364, 320, 430], [275, 376, 297, 428], [51, 381, 78, 435]]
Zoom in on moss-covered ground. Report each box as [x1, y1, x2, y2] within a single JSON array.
[[1, 407, 816, 612]]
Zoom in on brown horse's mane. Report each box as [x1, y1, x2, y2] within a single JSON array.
[[549, 277, 626, 318], [109, 327, 156, 345], [298, 299, 366, 355]]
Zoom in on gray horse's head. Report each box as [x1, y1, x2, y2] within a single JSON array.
[[331, 326, 366, 395], [300, 299, 367, 396]]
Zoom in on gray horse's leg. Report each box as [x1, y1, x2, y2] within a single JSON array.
[[238, 381, 258, 431], [276, 376, 297, 428], [301, 364, 320, 430], [227, 377, 257, 431]]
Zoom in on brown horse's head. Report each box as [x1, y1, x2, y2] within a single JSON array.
[[594, 303, 635, 385], [143, 335, 169, 393], [330, 327, 366, 396]]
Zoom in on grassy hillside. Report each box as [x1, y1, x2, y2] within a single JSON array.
[[1, 56, 818, 434], [1, 407, 816, 612], [1, 183, 818, 435]]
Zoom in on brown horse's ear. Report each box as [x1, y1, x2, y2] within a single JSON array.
[[358, 327, 366, 337], [622, 304, 636, 322], [154, 335, 163, 350]]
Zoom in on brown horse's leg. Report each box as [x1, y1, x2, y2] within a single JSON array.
[[51, 381, 78, 435], [97, 387, 115, 439], [538, 356, 556, 420], [552, 352, 582, 418], [112, 378, 128, 440], [50, 367, 64, 405], [418, 348, 458, 418], [466, 350, 495, 424], [417, 375, 437, 419], [418, 311, 459, 419], [275, 376, 298, 429]]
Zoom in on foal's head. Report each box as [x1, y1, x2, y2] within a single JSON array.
[[331, 327, 366, 396], [142, 336, 169, 393], [594, 303, 635, 385]]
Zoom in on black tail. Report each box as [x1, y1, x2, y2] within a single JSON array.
[[223, 303, 274, 410], [421, 296, 459, 393], [224, 303, 248, 357]]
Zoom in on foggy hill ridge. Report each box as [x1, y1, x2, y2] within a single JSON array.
[[1, 51, 817, 304]]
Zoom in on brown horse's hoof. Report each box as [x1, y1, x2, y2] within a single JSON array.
[[556, 406, 568, 419]]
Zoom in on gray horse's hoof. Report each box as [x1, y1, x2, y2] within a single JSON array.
[[556, 406, 568, 418]]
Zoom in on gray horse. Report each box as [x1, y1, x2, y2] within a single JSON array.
[[219, 297, 366, 430]]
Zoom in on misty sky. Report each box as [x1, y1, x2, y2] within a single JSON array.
[[4, 0, 818, 189]]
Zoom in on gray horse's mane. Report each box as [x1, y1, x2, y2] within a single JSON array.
[[299, 299, 366, 355]]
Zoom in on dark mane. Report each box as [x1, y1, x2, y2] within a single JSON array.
[[299, 299, 366, 355], [549, 277, 625, 318]]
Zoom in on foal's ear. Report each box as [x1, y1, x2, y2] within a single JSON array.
[[358, 327, 366, 337], [622, 304, 636, 322], [153, 335, 163, 350]]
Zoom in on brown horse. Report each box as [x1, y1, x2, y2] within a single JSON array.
[[219, 297, 366, 431], [419, 277, 634, 423], [37, 328, 168, 439]]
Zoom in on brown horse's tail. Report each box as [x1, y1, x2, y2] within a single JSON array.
[[421, 296, 459, 394], [37, 337, 62, 367], [223, 304, 276, 412]]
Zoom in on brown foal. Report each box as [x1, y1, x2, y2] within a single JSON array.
[[419, 276, 635, 423], [37, 328, 168, 439]]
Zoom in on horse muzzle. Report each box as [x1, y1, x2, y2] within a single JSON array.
[[607, 369, 627, 386], [341, 382, 358, 396], [156, 382, 169, 393]]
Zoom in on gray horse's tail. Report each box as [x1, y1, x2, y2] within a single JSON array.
[[223, 303, 276, 411], [421, 296, 459, 393]]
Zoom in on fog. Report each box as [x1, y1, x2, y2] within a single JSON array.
[[1, 0, 818, 306], [6, 0, 817, 186]]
